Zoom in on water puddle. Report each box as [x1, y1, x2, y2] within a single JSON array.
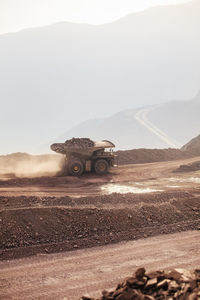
[[188, 177, 200, 183], [169, 177, 200, 183], [166, 185, 180, 188], [101, 183, 162, 194]]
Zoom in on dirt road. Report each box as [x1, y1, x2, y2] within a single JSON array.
[[135, 106, 181, 148], [0, 156, 200, 299], [0, 156, 200, 197], [0, 230, 200, 300]]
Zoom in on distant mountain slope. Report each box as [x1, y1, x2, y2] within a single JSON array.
[[147, 91, 200, 145], [59, 93, 200, 149], [181, 133, 200, 154], [0, 0, 200, 153]]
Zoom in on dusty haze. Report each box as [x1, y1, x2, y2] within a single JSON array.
[[0, 153, 64, 178]]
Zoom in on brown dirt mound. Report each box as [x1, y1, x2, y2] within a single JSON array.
[[116, 134, 200, 165], [82, 268, 200, 300], [116, 148, 195, 165], [1, 191, 200, 260], [174, 160, 200, 173]]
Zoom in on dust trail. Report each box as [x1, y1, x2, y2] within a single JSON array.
[[0, 153, 65, 178]]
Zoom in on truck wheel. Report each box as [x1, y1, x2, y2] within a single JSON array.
[[69, 160, 84, 176], [94, 159, 109, 175]]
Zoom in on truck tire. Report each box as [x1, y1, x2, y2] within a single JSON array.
[[94, 159, 109, 175], [69, 160, 84, 176]]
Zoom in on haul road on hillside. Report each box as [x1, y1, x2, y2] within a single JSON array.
[[51, 138, 115, 176]]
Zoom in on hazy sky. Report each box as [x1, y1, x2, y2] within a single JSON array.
[[0, 0, 198, 155], [0, 0, 190, 34]]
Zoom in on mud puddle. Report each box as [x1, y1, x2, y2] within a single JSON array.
[[101, 183, 163, 194], [169, 177, 200, 183]]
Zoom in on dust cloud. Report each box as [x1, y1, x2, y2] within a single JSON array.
[[0, 153, 65, 178]]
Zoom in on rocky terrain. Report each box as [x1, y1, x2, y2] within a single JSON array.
[[0, 154, 200, 261], [82, 268, 200, 300], [1, 188, 200, 261], [0, 138, 200, 298]]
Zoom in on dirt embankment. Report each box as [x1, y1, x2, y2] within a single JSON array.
[[1, 190, 200, 261], [116, 148, 198, 165], [116, 133, 200, 165], [174, 160, 200, 173]]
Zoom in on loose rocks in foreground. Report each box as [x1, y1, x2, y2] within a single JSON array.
[[82, 268, 200, 300]]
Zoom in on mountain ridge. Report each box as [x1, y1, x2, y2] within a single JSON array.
[[57, 93, 200, 150], [0, 0, 200, 153], [0, 0, 198, 37]]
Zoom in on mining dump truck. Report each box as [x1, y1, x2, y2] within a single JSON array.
[[51, 138, 115, 176]]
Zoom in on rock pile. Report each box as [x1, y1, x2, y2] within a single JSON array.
[[82, 268, 200, 300], [65, 138, 95, 149]]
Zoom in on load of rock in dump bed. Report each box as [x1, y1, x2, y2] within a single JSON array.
[[65, 138, 95, 149], [82, 268, 200, 300]]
